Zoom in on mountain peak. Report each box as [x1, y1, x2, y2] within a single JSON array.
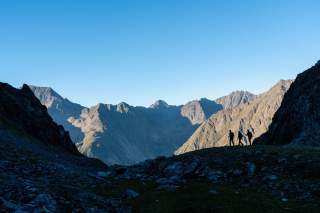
[[149, 100, 169, 109], [28, 85, 63, 108], [117, 102, 130, 113], [215, 90, 256, 109]]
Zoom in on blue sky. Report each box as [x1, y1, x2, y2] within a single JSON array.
[[1, 0, 320, 107]]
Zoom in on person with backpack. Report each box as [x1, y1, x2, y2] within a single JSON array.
[[247, 129, 253, 146], [238, 130, 244, 146], [228, 130, 235, 146]]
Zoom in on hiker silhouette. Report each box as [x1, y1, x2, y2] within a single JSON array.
[[247, 129, 253, 146], [238, 130, 244, 146], [228, 130, 235, 146]]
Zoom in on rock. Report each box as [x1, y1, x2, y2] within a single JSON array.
[[293, 154, 300, 160], [122, 189, 139, 199], [156, 178, 176, 185], [88, 173, 107, 181], [30, 194, 56, 213], [163, 162, 184, 177], [232, 169, 243, 177], [264, 175, 278, 182], [114, 166, 127, 175], [97, 171, 111, 178], [246, 162, 256, 177], [182, 158, 201, 176], [209, 189, 219, 195], [278, 158, 287, 164], [157, 185, 177, 192], [206, 170, 225, 182]]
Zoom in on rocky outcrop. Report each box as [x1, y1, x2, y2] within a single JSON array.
[[175, 80, 292, 155], [0, 83, 79, 154], [255, 61, 320, 146]]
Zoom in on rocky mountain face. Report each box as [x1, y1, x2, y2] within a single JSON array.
[[256, 61, 320, 146], [175, 80, 292, 155], [0, 83, 79, 154], [29, 86, 253, 165], [215, 91, 256, 109], [181, 98, 223, 125]]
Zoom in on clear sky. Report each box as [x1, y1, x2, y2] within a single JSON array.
[[1, 0, 320, 107]]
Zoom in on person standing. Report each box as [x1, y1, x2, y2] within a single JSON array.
[[247, 129, 253, 146], [228, 130, 235, 146], [238, 130, 244, 146]]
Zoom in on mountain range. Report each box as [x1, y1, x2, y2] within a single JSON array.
[[29, 86, 255, 165]]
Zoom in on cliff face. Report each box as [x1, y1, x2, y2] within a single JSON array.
[[175, 80, 292, 155], [255, 61, 320, 146], [0, 83, 79, 155]]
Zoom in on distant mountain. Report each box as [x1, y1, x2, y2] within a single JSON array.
[[175, 80, 292, 155], [215, 91, 256, 109], [0, 83, 79, 154], [30, 86, 254, 165], [149, 100, 170, 109], [181, 98, 223, 125], [255, 61, 320, 146]]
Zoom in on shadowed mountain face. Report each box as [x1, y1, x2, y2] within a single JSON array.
[[175, 80, 292, 155], [0, 83, 79, 155], [29, 87, 253, 165], [255, 61, 320, 146]]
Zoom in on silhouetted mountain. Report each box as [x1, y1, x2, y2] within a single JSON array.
[[175, 80, 292, 155], [255, 61, 320, 146], [0, 83, 79, 154]]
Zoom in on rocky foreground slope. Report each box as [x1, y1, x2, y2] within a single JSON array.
[[255, 61, 320, 146], [175, 80, 292, 155], [29, 86, 254, 165]]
